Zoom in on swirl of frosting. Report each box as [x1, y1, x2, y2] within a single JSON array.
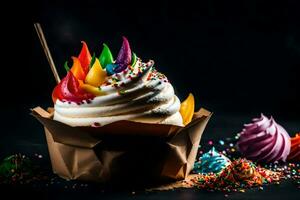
[[194, 147, 231, 174], [288, 133, 300, 162], [54, 58, 183, 127], [237, 114, 291, 163]]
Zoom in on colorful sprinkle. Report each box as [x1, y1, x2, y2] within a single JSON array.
[[190, 158, 282, 193]]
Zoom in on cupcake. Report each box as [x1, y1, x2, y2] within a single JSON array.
[[237, 114, 291, 163], [52, 37, 185, 127], [288, 133, 300, 162], [32, 36, 211, 183], [194, 147, 231, 174]]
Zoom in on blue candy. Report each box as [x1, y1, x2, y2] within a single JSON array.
[[106, 63, 118, 76]]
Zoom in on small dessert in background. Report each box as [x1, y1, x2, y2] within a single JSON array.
[[0, 154, 34, 184], [217, 158, 279, 186], [237, 114, 291, 163], [192, 158, 282, 192], [194, 147, 231, 174], [52, 37, 195, 127], [288, 133, 300, 162]]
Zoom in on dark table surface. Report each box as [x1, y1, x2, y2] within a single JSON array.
[[0, 105, 299, 200]]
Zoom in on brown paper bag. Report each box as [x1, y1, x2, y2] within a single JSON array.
[[31, 107, 211, 184]]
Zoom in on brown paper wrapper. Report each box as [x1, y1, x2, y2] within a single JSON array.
[[31, 106, 211, 185]]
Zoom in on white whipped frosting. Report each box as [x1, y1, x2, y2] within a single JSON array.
[[53, 58, 183, 127]]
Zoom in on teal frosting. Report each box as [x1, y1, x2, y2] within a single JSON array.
[[194, 147, 231, 174]]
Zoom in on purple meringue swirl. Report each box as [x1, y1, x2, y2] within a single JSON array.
[[237, 114, 291, 163]]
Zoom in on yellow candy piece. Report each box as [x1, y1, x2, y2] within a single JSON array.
[[80, 83, 106, 96], [78, 80, 106, 96], [85, 58, 107, 87], [180, 93, 195, 125]]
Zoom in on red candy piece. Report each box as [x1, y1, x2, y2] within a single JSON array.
[[78, 41, 92, 74], [52, 71, 94, 103], [52, 81, 63, 103]]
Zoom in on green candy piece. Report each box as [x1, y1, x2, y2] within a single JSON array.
[[0, 154, 33, 179], [64, 61, 70, 72], [131, 52, 137, 67], [99, 43, 114, 69]]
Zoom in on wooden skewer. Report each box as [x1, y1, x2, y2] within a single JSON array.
[[34, 23, 60, 83]]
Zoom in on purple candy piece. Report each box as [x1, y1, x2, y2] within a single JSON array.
[[113, 63, 127, 73], [116, 36, 132, 67]]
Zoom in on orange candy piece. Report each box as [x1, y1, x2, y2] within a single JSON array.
[[70, 57, 86, 81], [288, 133, 300, 162], [180, 93, 195, 126]]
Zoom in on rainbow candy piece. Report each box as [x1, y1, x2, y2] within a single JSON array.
[[52, 37, 137, 103]]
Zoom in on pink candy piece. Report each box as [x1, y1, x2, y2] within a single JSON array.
[[237, 114, 291, 163]]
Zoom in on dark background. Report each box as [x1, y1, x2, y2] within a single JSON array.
[[2, 0, 300, 118], [0, 0, 299, 199]]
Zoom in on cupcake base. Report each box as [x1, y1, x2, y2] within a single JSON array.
[[31, 107, 211, 184]]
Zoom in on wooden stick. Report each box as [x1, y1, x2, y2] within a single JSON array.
[[34, 23, 60, 83]]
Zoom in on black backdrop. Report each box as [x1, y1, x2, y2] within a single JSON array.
[[1, 0, 300, 119], [0, 0, 299, 199]]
